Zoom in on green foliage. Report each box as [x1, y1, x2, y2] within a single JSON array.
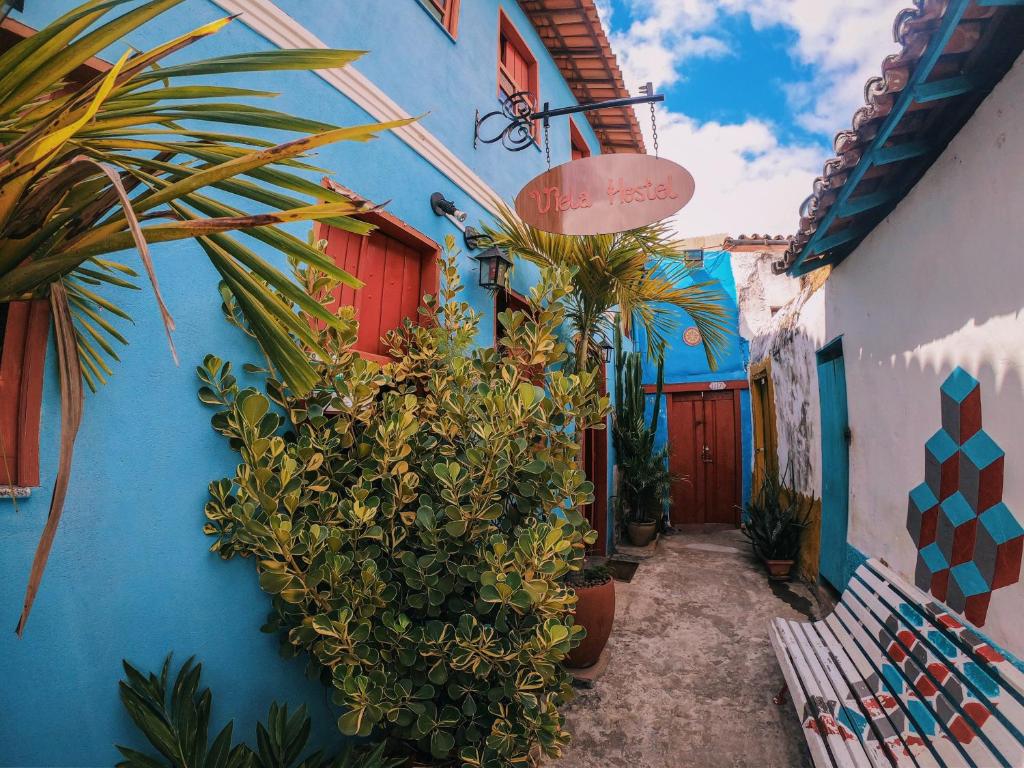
[[485, 205, 731, 371], [0, 0, 408, 393], [116, 654, 401, 768], [611, 324, 672, 526], [742, 466, 813, 561], [199, 245, 608, 766]]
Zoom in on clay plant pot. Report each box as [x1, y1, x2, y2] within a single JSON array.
[[764, 558, 794, 581], [565, 576, 615, 669], [626, 520, 657, 547]]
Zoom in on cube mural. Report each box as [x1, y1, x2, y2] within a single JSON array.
[[906, 368, 1022, 626]]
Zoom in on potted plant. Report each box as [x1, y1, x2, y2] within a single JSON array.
[[612, 327, 673, 547], [742, 466, 813, 580], [565, 565, 615, 669]]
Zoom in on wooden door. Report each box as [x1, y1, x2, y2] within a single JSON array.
[[666, 390, 741, 526], [816, 339, 850, 588]]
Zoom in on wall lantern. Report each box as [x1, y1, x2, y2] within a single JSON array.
[[599, 337, 614, 364], [475, 246, 512, 290]]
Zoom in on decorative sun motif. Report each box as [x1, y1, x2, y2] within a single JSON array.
[[683, 326, 702, 346]]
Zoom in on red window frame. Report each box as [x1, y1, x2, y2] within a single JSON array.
[[0, 301, 49, 489], [0, 18, 92, 490], [423, 0, 460, 38], [317, 182, 439, 363], [569, 118, 591, 161], [497, 9, 539, 137]]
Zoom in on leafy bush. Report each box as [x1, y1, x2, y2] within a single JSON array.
[[742, 466, 812, 561], [117, 654, 401, 768], [199, 246, 608, 766]]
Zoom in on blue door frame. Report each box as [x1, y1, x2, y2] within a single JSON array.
[[817, 337, 850, 589]]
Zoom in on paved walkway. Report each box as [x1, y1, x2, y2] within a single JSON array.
[[555, 528, 814, 768]]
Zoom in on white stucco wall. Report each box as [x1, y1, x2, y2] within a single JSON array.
[[759, 53, 1024, 655]]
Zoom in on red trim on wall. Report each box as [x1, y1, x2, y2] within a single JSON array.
[[644, 380, 749, 394], [497, 9, 539, 137], [0, 300, 49, 488], [569, 118, 591, 160]]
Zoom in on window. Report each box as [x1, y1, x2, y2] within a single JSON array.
[[569, 119, 591, 161], [498, 10, 538, 135], [319, 193, 439, 362], [683, 248, 704, 268], [0, 300, 49, 490], [419, 0, 460, 38]]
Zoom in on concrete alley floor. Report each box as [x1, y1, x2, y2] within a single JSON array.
[[555, 527, 815, 768]]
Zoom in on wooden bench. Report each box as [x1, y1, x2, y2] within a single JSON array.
[[770, 558, 1024, 767]]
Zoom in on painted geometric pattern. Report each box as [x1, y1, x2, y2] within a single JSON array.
[[773, 560, 1024, 768], [907, 367, 1022, 626]]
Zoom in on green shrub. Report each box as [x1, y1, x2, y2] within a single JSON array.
[[117, 654, 402, 768], [199, 245, 608, 766]]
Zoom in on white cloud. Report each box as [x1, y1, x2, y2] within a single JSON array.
[[642, 108, 822, 236], [605, 0, 910, 235]]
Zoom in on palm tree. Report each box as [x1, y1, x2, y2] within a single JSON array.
[[1, 0, 409, 635], [485, 205, 731, 372]]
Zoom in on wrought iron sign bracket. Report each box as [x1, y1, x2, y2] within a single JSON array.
[[474, 83, 665, 154]]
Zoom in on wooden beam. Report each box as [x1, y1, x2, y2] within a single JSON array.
[[873, 141, 931, 165], [809, 226, 867, 255], [836, 188, 900, 217], [914, 74, 978, 103]]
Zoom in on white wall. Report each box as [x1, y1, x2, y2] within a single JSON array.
[[760, 53, 1024, 654], [828, 53, 1024, 653]]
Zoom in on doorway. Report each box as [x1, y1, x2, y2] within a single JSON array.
[[749, 359, 779, 494], [666, 388, 742, 526], [816, 338, 850, 588]]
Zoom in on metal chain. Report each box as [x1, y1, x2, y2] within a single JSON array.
[[544, 119, 551, 169], [649, 101, 659, 158]]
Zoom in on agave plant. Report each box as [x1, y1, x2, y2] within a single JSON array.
[[4, 0, 410, 635], [117, 654, 404, 768], [485, 204, 731, 372], [742, 464, 813, 562]]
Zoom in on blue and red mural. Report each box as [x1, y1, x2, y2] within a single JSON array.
[[907, 367, 1023, 626]]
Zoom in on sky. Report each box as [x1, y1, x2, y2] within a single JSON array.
[[595, 0, 910, 238]]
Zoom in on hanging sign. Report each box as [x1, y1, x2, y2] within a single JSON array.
[[514, 154, 695, 236]]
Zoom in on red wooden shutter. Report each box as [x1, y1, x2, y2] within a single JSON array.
[[324, 227, 433, 359]]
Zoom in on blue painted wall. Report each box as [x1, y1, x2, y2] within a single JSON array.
[[634, 251, 753, 515], [0, 2, 611, 765]]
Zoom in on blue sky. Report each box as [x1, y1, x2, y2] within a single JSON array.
[[596, 0, 909, 236]]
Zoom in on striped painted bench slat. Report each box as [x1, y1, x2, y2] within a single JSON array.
[[770, 558, 1024, 768]]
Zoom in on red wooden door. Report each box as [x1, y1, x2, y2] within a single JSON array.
[[667, 390, 740, 525]]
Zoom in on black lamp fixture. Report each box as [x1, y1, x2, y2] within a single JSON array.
[[599, 336, 614, 364], [474, 246, 512, 290]]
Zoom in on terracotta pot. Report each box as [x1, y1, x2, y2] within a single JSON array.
[[565, 577, 615, 669], [764, 558, 794, 581], [626, 520, 657, 547]]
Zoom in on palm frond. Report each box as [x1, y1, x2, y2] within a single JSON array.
[[485, 204, 732, 369]]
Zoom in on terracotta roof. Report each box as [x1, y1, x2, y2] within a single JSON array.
[[724, 234, 792, 250], [780, 0, 1024, 275], [518, 0, 646, 154]]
